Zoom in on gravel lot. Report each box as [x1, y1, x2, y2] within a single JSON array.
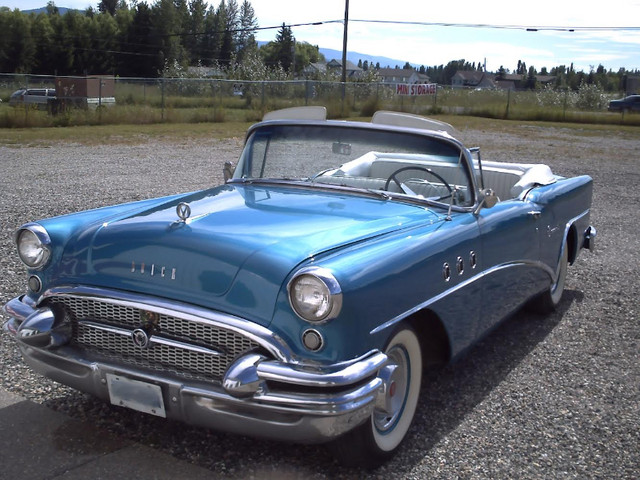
[[1, 122, 638, 479]]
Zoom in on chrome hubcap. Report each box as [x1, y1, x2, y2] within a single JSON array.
[[374, 346, 408, 432]]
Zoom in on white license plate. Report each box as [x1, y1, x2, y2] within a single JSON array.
[[106, 373, 166, 418]]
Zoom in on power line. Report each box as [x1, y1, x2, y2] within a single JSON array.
[[349, 18, 640, 32]]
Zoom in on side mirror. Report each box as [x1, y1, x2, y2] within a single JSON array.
[[474, 189, 499, 214], [223, 161, 236, 182], [482, 188, 499, 208]]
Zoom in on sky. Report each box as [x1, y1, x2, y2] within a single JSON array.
[[3, 0, 640, 73]]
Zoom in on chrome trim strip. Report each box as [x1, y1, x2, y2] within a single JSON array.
[[370, 259, 554, 335], [254, 377, 383, 412], [40, 286, 295, 363], [256, 350, 388, 387], [77, 320, 224, 357]]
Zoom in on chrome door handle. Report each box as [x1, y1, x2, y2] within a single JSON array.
[[527, 210, 541, 219]]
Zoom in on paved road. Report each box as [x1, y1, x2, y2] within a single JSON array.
[[0, 388, 214, 480]]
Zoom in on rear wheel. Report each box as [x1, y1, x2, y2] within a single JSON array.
[[529, 241, 568, 313], [329, 327, 422, 467]]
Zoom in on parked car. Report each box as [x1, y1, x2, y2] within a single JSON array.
[[3, 108, 596, 466], [8, 88, 56, 108], [608, 94, 640, 112]]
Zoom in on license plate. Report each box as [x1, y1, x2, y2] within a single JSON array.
[[106, 373, 166, 418]]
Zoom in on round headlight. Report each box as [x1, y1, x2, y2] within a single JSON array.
[[288, 267, 342, 323], [16, 227, 51, 269]]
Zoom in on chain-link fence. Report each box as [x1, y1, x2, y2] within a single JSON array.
[[0, 73, 634, 128]]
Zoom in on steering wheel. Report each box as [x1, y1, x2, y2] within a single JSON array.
[[384, 166, 453, 199]]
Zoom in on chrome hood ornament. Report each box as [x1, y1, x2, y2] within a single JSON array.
[[176, 202, 191, 222]]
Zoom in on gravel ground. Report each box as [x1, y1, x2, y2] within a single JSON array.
[[1, 123, 638, 479]]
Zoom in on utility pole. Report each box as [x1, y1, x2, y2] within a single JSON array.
[[341, 0, 349, 84]]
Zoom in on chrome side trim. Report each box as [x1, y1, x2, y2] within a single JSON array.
[[77, 320, 225, 357], [370, 259, 554, 335], [40, 286, 295, 363]]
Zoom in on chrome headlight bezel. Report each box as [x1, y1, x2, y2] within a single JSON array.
[[287, 267, 342, 323], [15, 224, 52, 270]]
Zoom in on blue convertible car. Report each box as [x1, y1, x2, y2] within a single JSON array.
[[3, 108, 595, 466]]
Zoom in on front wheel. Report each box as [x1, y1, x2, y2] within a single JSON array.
[[329, 327, 422, 467]]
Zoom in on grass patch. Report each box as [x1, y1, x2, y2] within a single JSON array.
[[0, 121, 252, 146], [1, 109, 638, 148]]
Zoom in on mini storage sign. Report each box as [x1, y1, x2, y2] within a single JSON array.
[[396, 83, 436, 96]]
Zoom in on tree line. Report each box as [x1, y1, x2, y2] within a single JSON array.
[[0, 0, 637, 92], [0, 0, 316, 78]]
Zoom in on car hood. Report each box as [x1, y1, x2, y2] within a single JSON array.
[[55, 184, 444, 325]]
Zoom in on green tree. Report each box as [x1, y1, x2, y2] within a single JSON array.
[[48, 11, 74, 74], [151, 0, 187, 73], [184, 0, 207, 64], [119, 1, 157, 76], [0, 9, 35, 73], [235, 0, 258, 64], [293, 41, 322, 75], [89, 11, 119, 73], [31, 12, 54, 74], [260, 23, 294, 72], [200, 4, 223, 66], [98, 0, 118, 16], [525, 65, 537, 89]]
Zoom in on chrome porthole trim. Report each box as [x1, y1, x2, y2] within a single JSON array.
[[470, 251, 477, 269], [442, 262, 451, 282], [456, 256, 464, 275]]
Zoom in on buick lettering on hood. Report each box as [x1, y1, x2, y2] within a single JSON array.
[[3, 108, 595, 467]]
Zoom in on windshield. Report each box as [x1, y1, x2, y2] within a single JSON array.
[[234, 124, 475, 207]]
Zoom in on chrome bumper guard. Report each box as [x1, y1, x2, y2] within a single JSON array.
[[584, 225, 596, 252], [3, 295, 387, 443]]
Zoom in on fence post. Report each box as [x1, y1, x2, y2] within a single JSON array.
[[160, 78, 165, 121], [433, 85, 438, 111], [505, 88, 511, 118], [261, 81, 265, 109], [305, 80, 309, 106]]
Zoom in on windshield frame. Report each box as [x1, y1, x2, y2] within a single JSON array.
[[231, 119, 478, 212]]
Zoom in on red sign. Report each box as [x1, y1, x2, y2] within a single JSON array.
[[396, 83, 436, 96]]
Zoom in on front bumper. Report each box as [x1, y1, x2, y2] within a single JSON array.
[[3, 294, 387, 443]]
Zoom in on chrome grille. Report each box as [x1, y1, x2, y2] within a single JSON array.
[[45, 296, 259, 382]]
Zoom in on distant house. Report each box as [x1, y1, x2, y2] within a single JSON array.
[[302, 62, 327, 77], [626, 75, 640, 95], [497, 73, 556, 89], [377, 68, 430, 85], [453, 70, 556, 90], [325, 59, 363, 79], [451, 71, 496, 89]]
